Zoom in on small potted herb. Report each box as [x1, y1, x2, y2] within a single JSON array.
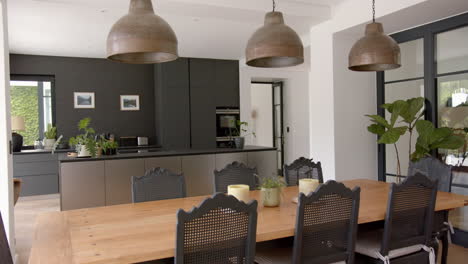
[[69, 118, 98, 157], [259, 175, 286, 207], [43, 124, 57, 150], [230, 121, 256, 149], [101, 138, 119, 155]]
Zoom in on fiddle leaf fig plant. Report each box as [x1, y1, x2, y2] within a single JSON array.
[[411, 120, 465, 161], [366, 96, 463, 182]]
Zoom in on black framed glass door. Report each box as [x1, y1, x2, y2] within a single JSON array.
[[377, 12, 468, 244]]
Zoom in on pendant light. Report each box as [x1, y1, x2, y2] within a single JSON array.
[[107, 0, 178, 64], [348, 0, 401, 71], [245, 0, 304, 68]]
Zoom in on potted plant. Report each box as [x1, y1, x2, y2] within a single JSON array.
[[101, 138, 119, 155], [230, 120, 256, 149], [69, 118, 98, 157], [366, 97, 464, 182], [43, 124, 57, 150], [259, 175, 286, 207]]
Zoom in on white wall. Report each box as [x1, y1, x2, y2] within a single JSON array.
[[0, 0, 14, 252], [250, 83, 273, 147], [307, 0, 468, 181], [240, 47, 310, 165]]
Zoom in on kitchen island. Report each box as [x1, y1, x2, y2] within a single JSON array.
[[59, 146, 277, 210]]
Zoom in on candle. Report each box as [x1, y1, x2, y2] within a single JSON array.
[[299, 179, 320, 195], [228, 184, 250, 202]]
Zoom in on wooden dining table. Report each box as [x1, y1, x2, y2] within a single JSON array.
[[28, 179, 468, 264]]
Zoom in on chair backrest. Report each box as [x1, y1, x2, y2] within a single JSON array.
[[132, 167, 186, 203], [176, 193, 258, 264], [381, 173, 438, 256], [213, 162, 257, 193], [0, 212, 13, 264], [284, 157, 324, 186], [292, 180, 360, 264], [408, 156, 452, 192]]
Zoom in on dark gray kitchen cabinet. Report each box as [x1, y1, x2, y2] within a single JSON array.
[[13, 153, 61, 196], [215, 60, 239, 108], [154, 58, 239, 149], [154, 58, 191, 149], [189, 58, 217, 149]]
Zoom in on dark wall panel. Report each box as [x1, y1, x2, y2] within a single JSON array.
[[154, 58, 190, 148], [190, 58, 216, 149], [9, 54, 156, 143]]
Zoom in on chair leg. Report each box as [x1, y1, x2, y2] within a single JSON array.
[[441, 232, 449, 264]]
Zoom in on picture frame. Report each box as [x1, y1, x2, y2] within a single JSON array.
[[120, 95, 140, 111], [74, 92, 95, 109]]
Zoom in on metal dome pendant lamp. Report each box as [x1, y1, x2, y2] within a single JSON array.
[[107, 0, 178, 64], [246, 0, 304, 68], [348, 0, 401, 71]]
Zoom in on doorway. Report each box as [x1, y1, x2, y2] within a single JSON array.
[[250, 82, 284, 175]]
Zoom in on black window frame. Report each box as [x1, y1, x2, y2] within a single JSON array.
[[377, 12, 468, 182], [10, 74, 56, 148]]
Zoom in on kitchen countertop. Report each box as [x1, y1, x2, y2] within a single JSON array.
[[59, 146, 276, 163], [13, 145, 162, 155]]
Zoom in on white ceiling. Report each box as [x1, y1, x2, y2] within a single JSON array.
[[7, 0, 344, 60]]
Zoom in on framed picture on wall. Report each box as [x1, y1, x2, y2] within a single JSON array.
[[120, 95, 140, 111], [74, 92, 95, 109]]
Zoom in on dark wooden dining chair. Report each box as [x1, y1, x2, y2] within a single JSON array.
[[132, 167, 186, 203], [355, 173, 438, 264], [0, 212, 13, 264], [214, 162, 257, 193], [176, 193, 258, 264], [256, 180, 360, 264], [284, 157, 324, 186], [408, 156, 453, 264]]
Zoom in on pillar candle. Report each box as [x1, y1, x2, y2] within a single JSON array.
[[299, 179, 320, 195], [228, 184, 250, 202]]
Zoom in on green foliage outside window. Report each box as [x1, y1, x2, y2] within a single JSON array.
[[10, 85, 39, 145]]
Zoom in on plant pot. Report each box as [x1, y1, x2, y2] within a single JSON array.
[[234, 137, 245, 149], [261, 187, 281, 207], [43, 139, 56, 150], [77, 145, 91, 157]]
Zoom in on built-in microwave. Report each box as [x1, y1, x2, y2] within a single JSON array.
[[216, 107, 240, 147]]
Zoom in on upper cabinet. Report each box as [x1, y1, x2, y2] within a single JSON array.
[[215, 60, 240, 108], [154, 57, 239, 149], [189, 58, 217, 149], [154, 58, 191, 149]]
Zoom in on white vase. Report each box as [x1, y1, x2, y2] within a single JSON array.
[[43, 139, 56, 150], [261, 187, 281, 207], [77, 145, 91, 157]]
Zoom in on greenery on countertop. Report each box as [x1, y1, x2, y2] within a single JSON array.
[[99, 137, 119, 152], [69, 118, 98, 157], [44, 124, 57, 139], [230, 120, 256, 138]]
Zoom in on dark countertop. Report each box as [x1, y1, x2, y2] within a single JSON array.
[[13, 145, 162, 155], [59, 146, 276, 163]]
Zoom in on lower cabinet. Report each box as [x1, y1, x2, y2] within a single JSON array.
[[181, 155, 216, 196], [60, 161, 105, 211], [105, 159, 145, 206], [60, 151, 277, 210]]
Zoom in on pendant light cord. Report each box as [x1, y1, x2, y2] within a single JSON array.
[[372, 0, 375, 23], [272, 0, 276, 12]]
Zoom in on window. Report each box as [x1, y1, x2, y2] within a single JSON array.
[[10, 76, 55, 146], [377, 12, 468, 239]]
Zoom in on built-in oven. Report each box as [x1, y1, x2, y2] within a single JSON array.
[[216, 107, 240, 148]]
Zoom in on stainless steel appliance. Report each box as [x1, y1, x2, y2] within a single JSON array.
[[119, 136, 138, 147], [216, 107, 240, 148], [137, 137, 149, 146]]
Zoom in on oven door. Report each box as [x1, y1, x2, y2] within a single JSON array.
[[216, 114, 239, 138]]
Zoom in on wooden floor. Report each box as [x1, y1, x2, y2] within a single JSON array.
[[14, 194, 468, 264]]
